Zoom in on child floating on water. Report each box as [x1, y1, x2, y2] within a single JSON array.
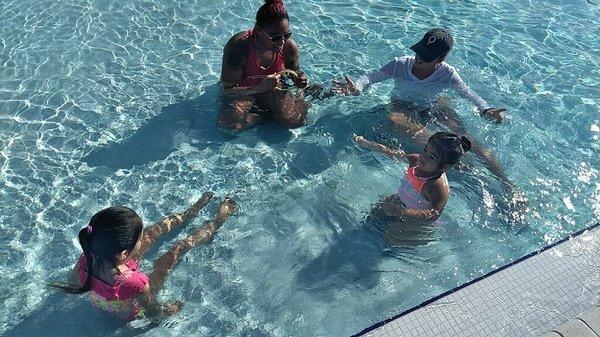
[[49, 192, 236, 320], [354, 132, 471, 231]]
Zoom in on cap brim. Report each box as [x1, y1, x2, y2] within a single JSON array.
[[410, 42, 438, 62]]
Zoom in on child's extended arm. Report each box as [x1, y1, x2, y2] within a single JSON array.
[[354, 134, 406, 160]]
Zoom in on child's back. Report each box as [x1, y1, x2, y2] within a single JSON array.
[[75, 254, 148, 320]]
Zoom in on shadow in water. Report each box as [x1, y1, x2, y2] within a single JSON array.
[[83, 83, 295, 169], [294, 209, 437, 301], [284, 104, 392, 180], [4, 293, 155, 337]]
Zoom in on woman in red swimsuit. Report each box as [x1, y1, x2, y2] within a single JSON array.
[[219, 0, 309, 131]]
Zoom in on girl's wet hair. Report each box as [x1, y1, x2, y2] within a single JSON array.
[[428, 132, 472, 169], [256, 0, 289, 28], [49, 206, 143, 294]]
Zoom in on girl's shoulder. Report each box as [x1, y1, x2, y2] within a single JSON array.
[[423, 173, 450, 196], [115, 261, 149, 299]]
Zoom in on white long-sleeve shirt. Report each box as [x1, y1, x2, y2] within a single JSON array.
[[354, 56, 490, 112]]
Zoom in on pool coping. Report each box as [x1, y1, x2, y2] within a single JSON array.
[[352, 222, 600, 337]]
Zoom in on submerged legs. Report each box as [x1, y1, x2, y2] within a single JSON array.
[[147, 197, 237, 296], [133, 192, 215, 261]]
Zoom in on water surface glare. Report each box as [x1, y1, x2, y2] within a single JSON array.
[[0, 0, 598, 336]]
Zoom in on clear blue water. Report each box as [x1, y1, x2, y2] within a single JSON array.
[[0, 0, 598, 336]]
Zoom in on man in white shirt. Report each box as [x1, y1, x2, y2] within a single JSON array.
[[333, 28, 511, 187]]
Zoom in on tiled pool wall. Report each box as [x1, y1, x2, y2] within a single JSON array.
[[354, 223, 600, 337]]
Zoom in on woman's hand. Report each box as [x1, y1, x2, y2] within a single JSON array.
[[481, 108, 507, 124], [331, 75, 359, 96], [256, 73, 281, 93], [276, 69, 308, 89]]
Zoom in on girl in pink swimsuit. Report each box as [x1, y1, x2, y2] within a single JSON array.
[[49, 192, 237, 320], [354, 132, 471, 230]]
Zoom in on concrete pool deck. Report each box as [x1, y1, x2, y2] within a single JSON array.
[[354, 223, 600, 337]]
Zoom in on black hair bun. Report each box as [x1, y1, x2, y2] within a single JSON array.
[[460, 136, 472, 152]]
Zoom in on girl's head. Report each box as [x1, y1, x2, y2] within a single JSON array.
[[83, 206, 143, 264], [51, 206, 143, 294], [419, 132, 471, 173], [254, 0, 291, 50]]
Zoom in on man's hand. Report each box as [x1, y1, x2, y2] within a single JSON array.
[[295, 72, 308, 89], [331, 75, 359, 96], [482, 108, 507, 124]]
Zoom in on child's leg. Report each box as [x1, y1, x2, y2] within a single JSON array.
[[147, 197, 237, 296], [134, 192, 214, 261]]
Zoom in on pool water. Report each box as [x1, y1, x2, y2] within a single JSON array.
[[0, 0, 598, 336]]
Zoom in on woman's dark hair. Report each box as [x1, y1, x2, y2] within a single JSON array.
[[256, 0, 289, 28], [428, 132, 472, 169], [49, 206, 143, 294]]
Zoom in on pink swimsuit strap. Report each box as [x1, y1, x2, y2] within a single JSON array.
[[239, 30, 286, 88], [397, 165, 447, 211]]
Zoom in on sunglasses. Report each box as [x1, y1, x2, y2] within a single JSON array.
[[260, 28, 292, 42], [415, 53, 438, 63]]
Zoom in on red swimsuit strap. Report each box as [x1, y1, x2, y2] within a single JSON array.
[[239, 31, 286, 87]]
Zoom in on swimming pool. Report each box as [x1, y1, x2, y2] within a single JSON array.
[[0, 0, 598, 336]]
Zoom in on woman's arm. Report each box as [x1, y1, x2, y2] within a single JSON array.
[[221, 76, 280, 97], [284, 39, 308, 88], [354, 134, 406, 160], [450, 71, 506, 123]]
